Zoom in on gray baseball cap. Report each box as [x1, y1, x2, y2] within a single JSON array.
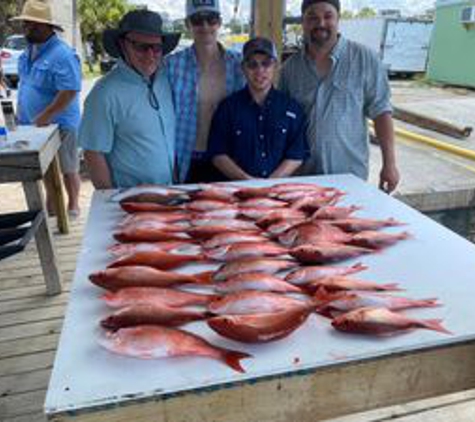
[[243, 37, 278, 61], [186, 0, 221, 18]]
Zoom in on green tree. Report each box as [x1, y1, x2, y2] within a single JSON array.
[[78, 0, 134, 56], [357, 7, 377, 18], [341, 10, 355, 19], [0, 0, 22, 44]]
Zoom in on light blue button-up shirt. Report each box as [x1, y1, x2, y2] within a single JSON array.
[[17, 34, 81, 131], [279, 36, 392, 180], [79, 59, 175, 188]]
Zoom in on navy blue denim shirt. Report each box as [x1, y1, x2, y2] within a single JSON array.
[[207, 87, 309, 178]]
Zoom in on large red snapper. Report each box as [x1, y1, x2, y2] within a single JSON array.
[[213, 258, 297, 281], [208, 291, 311, 315], [285, 263, 368, 285], [208, 306, 313, 343], [206, 242, 288, 262], [290, 243, 372, 264], [215, 272, 303, 294], [98, 325, 252, 372], [101, 287, 218, 308], [332, 307, 451, 335], [89, 266, 213, 291], [108, 250, 204, 270]]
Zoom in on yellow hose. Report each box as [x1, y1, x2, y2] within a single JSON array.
[[394, 126, 475, 161], [370, 120, 475, 161]]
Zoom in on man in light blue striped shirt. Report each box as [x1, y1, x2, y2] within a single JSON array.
[[279, 0, 400, 193]]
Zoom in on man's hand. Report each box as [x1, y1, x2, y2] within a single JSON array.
[[34, 112, 53, 127], [379, 164, 400, 193]]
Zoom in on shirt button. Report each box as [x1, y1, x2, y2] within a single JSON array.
[[259, 134, 264, 139], [261, 152, 267, 158], [262, 171, 267, 177], [259, 115, 263, 121]]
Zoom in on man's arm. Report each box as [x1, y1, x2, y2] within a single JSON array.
[[212, 155, 253, 180], [34, 90, 77, 126], [373, 112, 400, 193], [269, 159, 302, 178], [84, 150, 113, 189]]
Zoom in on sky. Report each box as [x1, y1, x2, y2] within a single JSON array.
[[130, 0, 436, 21]]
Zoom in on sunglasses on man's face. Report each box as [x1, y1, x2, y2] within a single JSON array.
[[244, 58, 275, 70], [189, 13, 221, 26], [125, 37, 163, 54]]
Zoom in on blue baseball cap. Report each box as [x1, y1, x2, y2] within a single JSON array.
[[186, 0, 221, 18]]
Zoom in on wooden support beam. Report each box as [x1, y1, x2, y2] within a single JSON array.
[[393, 106, 473, 140], [251, 0, 285, 55]]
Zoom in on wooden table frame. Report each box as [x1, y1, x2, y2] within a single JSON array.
[[0, 125, 65, 295]]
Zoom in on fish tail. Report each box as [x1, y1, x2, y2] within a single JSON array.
[[194, 271, 215, 284], [382, 283, 404, 291], [418, 298, 440, 307], [221, 350, 252, 373], [422, 319, 452, 335]]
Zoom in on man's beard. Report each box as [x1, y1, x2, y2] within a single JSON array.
[[25, 33, 43, 44], [309, 28, 332, 47]]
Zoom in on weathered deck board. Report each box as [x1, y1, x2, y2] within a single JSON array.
[[1, 181, 475, 422]]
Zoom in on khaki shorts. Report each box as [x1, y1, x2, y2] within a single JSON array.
[[58, 129, 80, 174]]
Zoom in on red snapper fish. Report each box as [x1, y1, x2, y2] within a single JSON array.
[[290, 191, 344, 212], [329, 217, 404, 232], [208, 306, 312, 343], [114, 222, 191, 243], [332, 307, 451, 335], [290, 243, 372, 264], [101, 287, 218, 308], [189, 186, 237, 203], [100, 304, 209, 330], [119, 212, 189, 227], [206, 242, 289, 262], [108, 241, 199, 257], [208, 291, 311, 315], [108, 250, 204, 270], [255, 209, 307, 229], [112, 185, 189, 205], [203, 232, 268, 249], [186, 200, 232, 212], [349, 231, 411, 249], [187, 224, 260, 240], [89, 266, 213, 291], [215, 272, 303, 294], [314, 289, 440, 317], [279, 222, 352, 247], [214, 258, 297, 281], [120, 202, 183, 213], [99, 325, 252, 372], [285, 263, 368, 285], [239, 198, 288, 209], [312, 205, 361, 220], [308, 276, 402, 292]]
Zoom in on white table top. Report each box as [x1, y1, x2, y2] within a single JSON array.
[[0, 124, 58, 155], [45, 175, 475, 416]]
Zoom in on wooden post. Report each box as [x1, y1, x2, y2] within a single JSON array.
[[22, 181, 62, 295], [45, 154, 70, 235], [252, 0, 285, 56]]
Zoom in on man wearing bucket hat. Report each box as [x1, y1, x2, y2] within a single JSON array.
[[79, 10, 180, 188], [166, 0, 244, 183], [207, 37, 308, 180], [13, 0, 82, 217], [279, 0, 400, 193]]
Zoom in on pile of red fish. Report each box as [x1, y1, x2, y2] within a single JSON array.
[[91, 182, 450, 373]]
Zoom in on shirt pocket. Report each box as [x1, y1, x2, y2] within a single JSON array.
[[272, 118, 291, 155], [30, 62, 54, 90], [330, 78, 364, 112]]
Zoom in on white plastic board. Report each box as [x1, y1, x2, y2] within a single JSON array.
[[45, 175, 475, 416]]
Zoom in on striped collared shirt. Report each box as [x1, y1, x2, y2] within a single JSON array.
[[279, 36, 392, 180], [166, 45, 245, 182]]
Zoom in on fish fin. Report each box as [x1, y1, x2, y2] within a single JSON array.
[[221, 350, 252, 373], [351, 262, 368, 273], [194, 271, 215, 284], [422, 319, 452, 335]]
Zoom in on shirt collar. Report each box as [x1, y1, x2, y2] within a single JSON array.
[[243, 85, 276, 107], [28, 33, 58, 60], [117, 58, 157, 84], [188, 42, 230, 66], [302, 34, 346, 64]]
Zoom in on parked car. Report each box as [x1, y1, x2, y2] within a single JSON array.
[[1, 35, 27, 88]]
